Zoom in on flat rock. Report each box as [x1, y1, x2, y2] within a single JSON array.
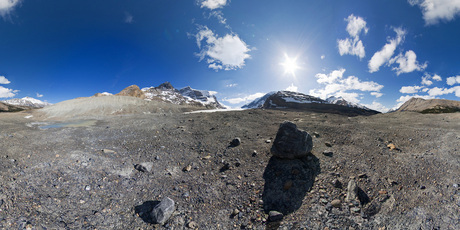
[[346, 179, 358, 202], [270, 121, 313, 159], [268, 210, 283, 222]]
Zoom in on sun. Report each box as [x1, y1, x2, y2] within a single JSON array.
[[280, 54, 300, 76]]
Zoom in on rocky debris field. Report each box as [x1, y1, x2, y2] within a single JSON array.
[[0, 109, 459, 229]]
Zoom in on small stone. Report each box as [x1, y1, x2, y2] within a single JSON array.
[[268, 211, 283, 222], [420, 185, 426, 189], [453, 183, 458, 188], [325, 142, 332, 147], [85, 185, 91, 191], [134, 164, 147, 172], [378, 190, 388, 195], [387, 143, 396, 150], [358, 173, 368, 178], [187, 221, 198, 229], [202, 155, 211, 160], [346, 180, 358, 202], [325, 203, 333, 212], [183, 165, 192, 172], [230, 138, 241, 147], [332, 179, 342, 189], [320, 198, 328, 204], [102, 149, 116, 154], [350, 207, 361, 213], [270, 121, 313, 159], [331, 199, 341, 208], [150, 197, 175, 225], [322, 151, 333, 157], [313, 132, 320, 137], [265, 140, 271, 143], [232, 209, 240, 216], [252, 150, 258, 157]]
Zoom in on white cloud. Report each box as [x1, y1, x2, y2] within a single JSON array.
[[0, 86, 17, 98], [389, 50, 427, 75], [0, 76, 11, 84], [446, 75, 460, 85], [371, 92, 383, 98], [0, 0, 20, 19], [36, 93, 43, 98], [409, 0, 460, 25], [285, 83, 298, 92], [400, 85, 424, 94], [210, 11, 227, 25], [427, 86, 460, 96], [368, 27, 406, 73], [320, 55, 325, 60], [432, 74, 442, 81], [362, 101, 389, 112], [421, 75, 433, 86], [124, 12, 133, 24], [309, 69, 384, 104], [337, 14, 368, 59], [225, 83, 238, 88], [195, 26, 251, 71], [200, 0, 227, 10], [222, 92, 265, 104]]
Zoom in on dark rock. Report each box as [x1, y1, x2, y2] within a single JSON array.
[[358, 173, 368, 178], [230, 138, 241, 147], [150, 197, 175, 225], [325, 142, 332, 147], [270, 121, 313, 159], [134, 164, 147, 172], [268, 211, 283, 222], [420, 185, 426, 189], [332, 179, 342, 189], [322, 151, 333, 157]]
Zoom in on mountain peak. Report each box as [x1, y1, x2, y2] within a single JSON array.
[[157, 82, 175, 90]]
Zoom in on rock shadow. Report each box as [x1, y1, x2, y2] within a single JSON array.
[[262, 155, 320, 215], [134, 200, 160, 224]]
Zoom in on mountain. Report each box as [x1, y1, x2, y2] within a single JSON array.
[[397, 97, 460, 113], [116, 85, 146, 99], [142, 82, 225, 109], [2, 97, 51, 109], [0, 101, 26, 112], [243, 91, 379, 116]]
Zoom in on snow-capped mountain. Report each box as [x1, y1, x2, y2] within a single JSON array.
[[2, 97, 51, 108], [142, 82, 225, 109], [326, 96, 369, 110], [242, 91, 379, 116]]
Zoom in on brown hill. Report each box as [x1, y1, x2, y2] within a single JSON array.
[[116, 85, 146, 99], [397, 97, 460, 113], [0, 101, 26, 112]]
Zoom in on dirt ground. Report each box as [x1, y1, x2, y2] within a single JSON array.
[[0, 108, 459, 229]]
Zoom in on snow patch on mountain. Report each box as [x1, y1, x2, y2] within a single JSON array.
[[2, 97, 51, 108]]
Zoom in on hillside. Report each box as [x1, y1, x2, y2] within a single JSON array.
[[397, 97, 460, 113]]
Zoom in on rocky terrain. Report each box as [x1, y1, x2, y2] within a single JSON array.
[[397, 97, 460, 113], [0, 96, 459, 229], [2, 97, 51, 109]]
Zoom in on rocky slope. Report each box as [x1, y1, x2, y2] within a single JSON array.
[[245, 91, 379, 116], [397, 97, 460, 113], [2, 97, 51, 109], [0, 101, 26, 112]]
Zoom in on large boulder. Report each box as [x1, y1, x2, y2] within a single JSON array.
[[116, 85, 146, 99], [270, 121, 313, 159], [150, 197, 175, 225]]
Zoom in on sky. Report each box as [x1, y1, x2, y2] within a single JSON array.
[[1, 0, 460, 111]]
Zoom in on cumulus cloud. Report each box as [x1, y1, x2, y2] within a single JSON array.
[[0, 86, 17, 98], [389, 50, 427, 75], [370, 92, 383, 98], [222, 92, 265, 104], [309, 68, 384, 103], [200, 0, 228, 10], [427, 86, 460, 97], [432, 74, 442, 81], [0, 76, 11, 84], [400, 85, 424, 94], [409, 0, 460, 25], [195, 26, 251, 71], [337, 14, 368, 59], [0, 0, 20, 19], [446, 75, 460, 85], [368, 28, 406, 73], [285, 83, 298, 92], [362, 101, 389, 112]]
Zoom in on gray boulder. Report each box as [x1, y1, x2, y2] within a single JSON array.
[[150, 197, 175, 225], [346, 179, 358, 203], [270, 121, 313, 159]]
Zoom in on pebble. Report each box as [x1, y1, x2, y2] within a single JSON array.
[[134, 164, 147, 172], [358, 173, 368, 178], [265, 140, 271, 143], [232, 209, 240, 216], [101, 149, 116, 154], [268, 211, 283, 222], [320, 198, 328, 204], [325, 142, 332, 147], [85, 185, 91, 191], [322, 151, 333, 157], [332, 179, 342, 189], [252, 150, 258, 157], [331, 199, 342, 208], [183, 165, 192, 172], [453, 183, 458, 188], [351, 207, 361, 213], [346, 180, 358, 202], [187, 221, 198, 229], [230, 138, 241, 147]]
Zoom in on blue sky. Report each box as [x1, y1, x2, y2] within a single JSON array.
[[1, 0, 460, 111]]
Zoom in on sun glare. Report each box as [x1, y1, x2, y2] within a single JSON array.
[[280, 54, 300, 76]]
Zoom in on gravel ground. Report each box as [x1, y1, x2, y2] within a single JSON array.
[[0, 108, 459, 229]]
